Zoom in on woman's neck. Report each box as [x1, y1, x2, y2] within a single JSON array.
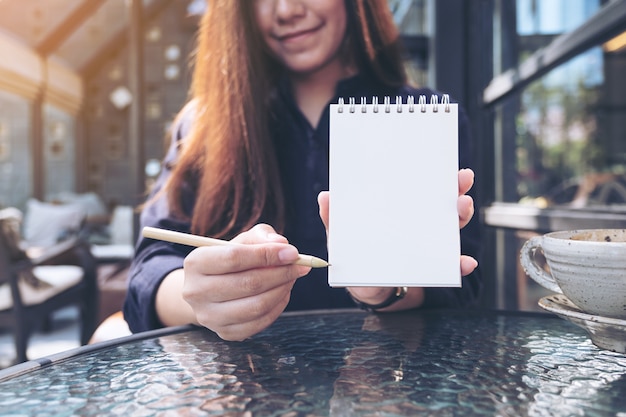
[[290, 62, 355, 127]]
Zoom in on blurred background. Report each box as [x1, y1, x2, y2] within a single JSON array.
[[0, 0, 625, 363]]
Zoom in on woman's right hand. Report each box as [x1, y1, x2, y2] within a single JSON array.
[[157, 224, 311, 341]]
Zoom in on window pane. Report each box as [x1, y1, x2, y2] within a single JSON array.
[[516, 43, 626, 207], [517, 0, 601, 37], [0, 90, 32, 208], [510, 0, 626, 208]]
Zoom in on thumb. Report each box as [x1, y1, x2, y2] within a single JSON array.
[[317, 191, 330, 235]]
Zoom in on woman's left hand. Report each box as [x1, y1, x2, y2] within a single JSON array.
[[317, 168, 478, 310]]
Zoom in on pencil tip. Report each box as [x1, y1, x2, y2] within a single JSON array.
[[311, 259, 329, 268]]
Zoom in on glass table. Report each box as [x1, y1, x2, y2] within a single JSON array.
[[0, 308, 625, 416]]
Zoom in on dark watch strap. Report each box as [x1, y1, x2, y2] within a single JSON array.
[[349, 286, 409, 311]]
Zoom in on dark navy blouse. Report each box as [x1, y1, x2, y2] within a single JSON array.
[[123, 75, 483, 333]]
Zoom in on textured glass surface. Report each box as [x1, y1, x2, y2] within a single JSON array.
[[0, 310, 625, 416]]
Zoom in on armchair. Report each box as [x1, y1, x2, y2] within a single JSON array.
[[0, 208, 99, 364]]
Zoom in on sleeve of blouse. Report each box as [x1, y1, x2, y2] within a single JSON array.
[[123, 112, 196, 332]]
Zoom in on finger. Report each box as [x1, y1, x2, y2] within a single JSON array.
[[458, 194, 474, 229], [232, 223, 288, 245], [318, 191, 330, 233], [458, 168, 474, 196], [460, 255, 478, 276], [195, 283, 292, 341], [184, 240, 305, 276], [184, 260, 307, 303]]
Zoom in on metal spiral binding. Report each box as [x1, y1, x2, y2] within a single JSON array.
[[336, 94, 450, 113]]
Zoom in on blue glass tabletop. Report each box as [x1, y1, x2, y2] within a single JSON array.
[[0, 309, 625, 416]]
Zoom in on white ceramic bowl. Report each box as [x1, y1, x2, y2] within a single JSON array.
[[520, 229, 626, 319]]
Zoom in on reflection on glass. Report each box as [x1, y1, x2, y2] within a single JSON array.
[[523, 330, 626, 416], [0, 312, 625, 415], [516, 47, 606, 206], [517, 0, 600, 38], [513, 0, 626, 209]]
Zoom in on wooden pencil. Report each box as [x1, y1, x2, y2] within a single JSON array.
[[142, 226, 329, 268]]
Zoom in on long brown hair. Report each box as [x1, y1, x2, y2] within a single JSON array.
[[164, 0, 406, 239]]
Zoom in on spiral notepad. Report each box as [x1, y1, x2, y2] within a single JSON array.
[[328, 94, 460, 287]]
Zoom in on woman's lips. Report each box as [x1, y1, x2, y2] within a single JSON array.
[[275, 24, 322, 44]]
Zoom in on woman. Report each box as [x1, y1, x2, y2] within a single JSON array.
[[123, 0, 482, 340]]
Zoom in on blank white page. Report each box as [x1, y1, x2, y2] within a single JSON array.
[[328, 96, 461, 287]]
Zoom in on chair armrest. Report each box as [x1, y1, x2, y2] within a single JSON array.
[[11, 238, 83, 273], [14, 238, 96, 274], [9, 237, 98, 302], [28, 237, 83, 266]]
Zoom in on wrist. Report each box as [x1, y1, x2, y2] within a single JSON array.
[[348, 286, 409, 311]]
